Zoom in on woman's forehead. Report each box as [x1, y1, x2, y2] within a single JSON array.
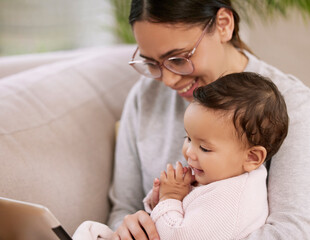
[[133, 21, 203, 58]]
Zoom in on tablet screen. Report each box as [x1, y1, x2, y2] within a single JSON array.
[[0, 197, 72, 240]]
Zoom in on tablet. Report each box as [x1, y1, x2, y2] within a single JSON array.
[[0, 197, 72, 240]]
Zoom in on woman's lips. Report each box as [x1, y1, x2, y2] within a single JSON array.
[[178, 78, 199, 98]]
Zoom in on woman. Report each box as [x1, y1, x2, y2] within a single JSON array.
[[108, 0, 310, 239]]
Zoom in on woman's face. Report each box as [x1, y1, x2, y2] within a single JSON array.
[[133, 20, 239, 101]]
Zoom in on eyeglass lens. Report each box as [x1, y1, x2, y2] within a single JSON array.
[[164, 57, 194, 75], [132, 56, 194, 78]]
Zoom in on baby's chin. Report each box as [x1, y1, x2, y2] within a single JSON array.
[[190, 171, 198, 186], [191, 180, 200, 187]]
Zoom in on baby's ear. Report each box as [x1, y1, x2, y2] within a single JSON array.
[[243, 146, 267, 172]]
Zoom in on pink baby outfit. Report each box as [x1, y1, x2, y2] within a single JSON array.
[[143, 165, 268, 240]]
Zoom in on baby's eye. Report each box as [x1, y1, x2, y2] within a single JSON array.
[[200, 146, 211, 152], [184, 136, 191, 142]]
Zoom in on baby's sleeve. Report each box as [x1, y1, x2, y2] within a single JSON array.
[[142, 189, 153, 214]]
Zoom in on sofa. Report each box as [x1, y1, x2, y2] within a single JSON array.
[[0, 45, 140, 236]]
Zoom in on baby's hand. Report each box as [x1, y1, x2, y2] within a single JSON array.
[[159, 161, 192, 202], [151, 178, 160, 209]]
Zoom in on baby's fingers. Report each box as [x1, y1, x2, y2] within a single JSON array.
[[151, 178, 160, 209], [166, 163, 175, 181], [184, 167, 192, 184], [153, 177, 160, 187], [175, 161, 184, 181], [160, 170, 167, 181]]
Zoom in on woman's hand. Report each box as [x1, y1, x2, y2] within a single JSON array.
[[112, 210, 159, 240]]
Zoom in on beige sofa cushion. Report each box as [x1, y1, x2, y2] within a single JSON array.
[[0, 45, 139, 235], [0, 48, 92, 79]]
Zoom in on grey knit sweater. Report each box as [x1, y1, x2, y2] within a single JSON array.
[[108, 51, 310, 239]]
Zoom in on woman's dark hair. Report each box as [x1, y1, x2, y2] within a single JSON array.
[[129, 0, 251, 53], [193, 72, 289, 161]]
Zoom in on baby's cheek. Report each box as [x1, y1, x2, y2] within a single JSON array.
[[182, 141, 188, 161]]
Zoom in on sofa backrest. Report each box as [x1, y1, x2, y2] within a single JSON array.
[[0, 45, 140, 235], [0, 49, 89, 79]]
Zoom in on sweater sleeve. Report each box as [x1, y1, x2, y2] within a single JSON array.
[[151, 198, 208, 240], [151, 199, 184, 227], [244, 85, 310, 239], [143, 188, 153, 214], [244, 53, 310, 239], [107, 80, 144, 230], [150, 171, 267, 240], [151, 191, 237, 240]]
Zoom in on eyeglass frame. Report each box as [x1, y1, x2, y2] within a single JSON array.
[[128, 18, 214, 78]]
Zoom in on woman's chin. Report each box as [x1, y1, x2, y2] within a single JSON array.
[[178, 78, 199, 100]]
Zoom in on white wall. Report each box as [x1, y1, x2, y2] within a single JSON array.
[[1, 1, 309, 88], [0, 0, 116, 56], [241, 12, 310, 87]]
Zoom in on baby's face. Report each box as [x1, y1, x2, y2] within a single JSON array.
[[182, 102, 249, 185]]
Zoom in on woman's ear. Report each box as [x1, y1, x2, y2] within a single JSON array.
[[243, 146, 267, 172], [216, 7, 234, 43]]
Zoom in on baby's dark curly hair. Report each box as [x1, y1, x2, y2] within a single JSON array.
[[193, 72, 289, 161]]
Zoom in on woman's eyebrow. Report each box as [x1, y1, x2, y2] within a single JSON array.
[[140, 48, 186, 61], [159, 48, 185, 59], [139, 54, 154, 61]]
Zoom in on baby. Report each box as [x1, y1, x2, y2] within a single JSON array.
[[144, 72, 289, 240]]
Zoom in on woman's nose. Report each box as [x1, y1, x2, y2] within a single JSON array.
[[161, 67, 182, 88]]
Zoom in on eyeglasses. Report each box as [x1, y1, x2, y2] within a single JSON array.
[[128, 19, 213, 79]]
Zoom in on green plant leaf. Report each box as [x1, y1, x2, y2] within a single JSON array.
[[232, 0, 310, 23], [110, 0, 310, 43], [109, 0, 135, 43]]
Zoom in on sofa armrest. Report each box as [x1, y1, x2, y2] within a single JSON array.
[[0, 45, 140, 235]]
